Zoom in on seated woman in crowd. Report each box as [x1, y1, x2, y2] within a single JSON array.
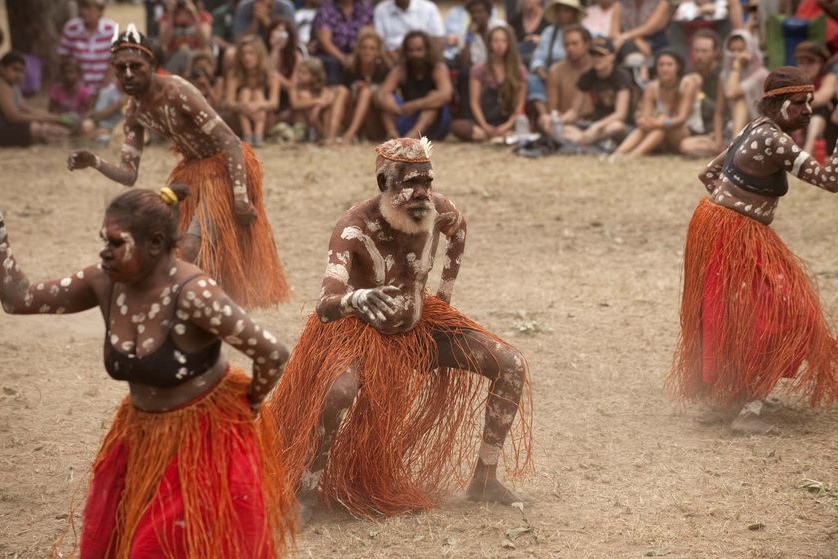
[[339, 29, 390, 144], [266, 18, 304, 122], [0, 52, 72, 146], [451, 25, 527, 142], [615, 49, 699, 156], [226, 34, 281, 146], [48, 58, 94, 133], [289, 57, 348, 144], [722, 29, 768, 138]]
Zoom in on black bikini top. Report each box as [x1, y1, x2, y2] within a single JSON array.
[[722, 120, 789, 197], [103, 274, 222, 389]]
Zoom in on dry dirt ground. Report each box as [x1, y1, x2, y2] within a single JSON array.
[[1, 140, 838, 559]]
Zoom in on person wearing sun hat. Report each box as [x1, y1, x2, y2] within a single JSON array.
[[526, 0, 586, 127], [794, 40, 838, 154]]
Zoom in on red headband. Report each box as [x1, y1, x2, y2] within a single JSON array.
[[762, 84, 815, 98], [111, 43, 155, 60]]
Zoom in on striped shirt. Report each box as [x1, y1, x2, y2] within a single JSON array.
[[57, 17, 117, 91]]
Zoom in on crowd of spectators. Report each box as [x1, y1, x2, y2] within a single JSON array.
[[3, 0, 838, 159]]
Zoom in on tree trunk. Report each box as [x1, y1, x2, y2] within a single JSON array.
[[6, 0, 72, 84]]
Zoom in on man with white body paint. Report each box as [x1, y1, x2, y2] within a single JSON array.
[[66, 24, 289, 309], [668, 66, 838, 435], [271, 137, 532, 519]]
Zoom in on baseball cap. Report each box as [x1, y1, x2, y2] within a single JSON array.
[[589, 36, 615, 56]]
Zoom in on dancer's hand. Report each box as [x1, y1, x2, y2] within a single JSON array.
[[234, 199, 257, 226], [67, 150, 99, 171], [350, 286, 401, 325]]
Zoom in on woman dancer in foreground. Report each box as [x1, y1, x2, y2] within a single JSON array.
[[0, 186, 295, 557]]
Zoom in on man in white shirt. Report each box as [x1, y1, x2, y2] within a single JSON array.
[[374, 0, 445, 57]]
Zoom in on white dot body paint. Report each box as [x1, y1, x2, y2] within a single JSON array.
[[806, 92, 813, 115]]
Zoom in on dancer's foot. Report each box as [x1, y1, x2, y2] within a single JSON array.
[[731, 411, 779, 435], [467, 475, 524, 505]]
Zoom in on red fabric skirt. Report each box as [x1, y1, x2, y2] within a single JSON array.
[[667, 198, 838, 407], [79, 370, 296, 559]]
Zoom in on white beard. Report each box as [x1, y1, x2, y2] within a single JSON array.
[[379, 193, 437, 235]]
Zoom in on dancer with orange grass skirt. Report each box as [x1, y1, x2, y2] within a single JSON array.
[[667, 66, 838, 434], [0, 186, 296, 558], [67, 24, 289, 309], [271, 137, 532, 519]]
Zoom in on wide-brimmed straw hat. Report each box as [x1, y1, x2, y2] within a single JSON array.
[[545, 0, 585, 24]]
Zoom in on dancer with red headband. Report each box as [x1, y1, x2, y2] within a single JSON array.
[[668, 66, 838, 434], [67, 24, 289, 309]]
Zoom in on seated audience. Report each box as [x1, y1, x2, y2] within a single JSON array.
[[234, 0, 296, 41], [559, 36, 632, 149], [340, 29, 391, 143], [582, 0, 620, 41], [373, 0, 445, 58], [310, 0, 374, 85], [289, 57, 348, 144], [679, 28, 724, 157], [57, 0, 117, 92], [451, 25, 527, 142], [266, 17, 305, 119], [226, 34, 281, 145], [721, 28, 767, 138], [528, 0, 585, 127], [794, 41, 838, 154], [509, 0, 548, 69], [48, 58, 94, 127], [376, 30, 454, 140], [457, 0, 505, 70], [537, 24, 593, 135], [614, 0, 669, 70], [614, 49, 699, 156], [158, 0, 214, 75], [0, 52, 72, 146], [81, 66, 125, 143]]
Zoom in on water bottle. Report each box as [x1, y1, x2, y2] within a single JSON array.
[[514, 114, 530, 148], [550, 110, 563, 141]]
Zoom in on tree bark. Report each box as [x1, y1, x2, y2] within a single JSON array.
[[6, 0, 72, 84]]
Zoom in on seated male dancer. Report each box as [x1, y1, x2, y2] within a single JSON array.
[[272, 137, 532, 518]]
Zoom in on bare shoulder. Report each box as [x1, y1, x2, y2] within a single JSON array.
[[331, 198, 382, 238]]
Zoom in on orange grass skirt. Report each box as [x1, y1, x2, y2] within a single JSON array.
[[78, 370, 296, 559], [667, 199, 838, 407], [271, 296, 532, 518], [169, 144, 290, 309]]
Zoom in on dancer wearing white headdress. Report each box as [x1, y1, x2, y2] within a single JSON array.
[[66, 24, 290, 309]]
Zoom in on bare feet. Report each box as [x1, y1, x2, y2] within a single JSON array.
[[731, 411, 779, 435], [467, 467, 526, 505]]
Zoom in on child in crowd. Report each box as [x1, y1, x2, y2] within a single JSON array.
[[266, 18, 303, 120], [81, 66, 125, 144], [721, 29, 767, 138], [340, 29, 391, 144], [289, 57, 347, 144], [226, 34, 281, 146], [48, 58, 94, 133]]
